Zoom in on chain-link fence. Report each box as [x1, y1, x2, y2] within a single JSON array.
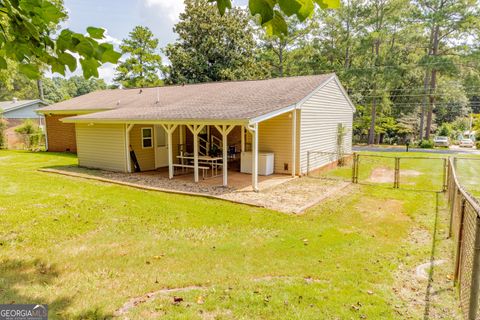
[[306, 151, 448, 192], [305, 151, 354, 182], [448, 157, 480, 320]]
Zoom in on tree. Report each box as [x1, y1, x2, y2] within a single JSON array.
[[165, 0, 268, 84], [0, 0, 121, 79], [41, 76, 107, 104], [258, 16, 316, 77], [114, 26, 164, 88], [0, 110, 6, 149], [415, 0, 480, 138]]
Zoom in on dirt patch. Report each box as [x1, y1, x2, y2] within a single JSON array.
[[355, 198, 409, 223], [114, 286, 205, 317], [221, 178, 350, 214], [367, 167, 422, 183]]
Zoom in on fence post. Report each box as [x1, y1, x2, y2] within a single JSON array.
[[307, 151, 310, 177], [454, 198, 467, 282], [352, 152, 357, 183], [468, 217, 480, 320], [394, 157, 400, 189], [442, 158, 448, 192]]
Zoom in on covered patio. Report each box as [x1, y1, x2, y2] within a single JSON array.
[[121, 109, 298, 192]]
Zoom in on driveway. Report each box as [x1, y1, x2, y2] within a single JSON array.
[[353, 145, 480, 155]]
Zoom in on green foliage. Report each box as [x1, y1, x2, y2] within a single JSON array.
[[437, 123, 452, 137], [114, 26, 164, 88], [0, 0, 121, 79], [165, 0, 269, 84], [0, 111, 6, 149], [41, 76, 107, 104], [212, 0, 339, 36], [418, 139, 434, 149], [14, 120, 44, 150]]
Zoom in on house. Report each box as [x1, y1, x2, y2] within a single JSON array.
[[0, 98, 47, 127], [0, 98, 48, 149], [37, 74, 355, 191]]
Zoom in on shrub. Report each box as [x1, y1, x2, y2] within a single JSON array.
[[15, 120, 45, 150], [418, 139, 434, 149], [476, 141, 480, 149], [0, 117, 6, 149]]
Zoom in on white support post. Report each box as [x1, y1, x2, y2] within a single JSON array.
[[241, 125, 245, 152], [162, 124, 178, 180], [125, 124, 134, 173], [179, 124, 184, 151], [291, 109, 297, 177], [187, 124, 205, 183], [251, 123, 259, 192], [215, 125, 235, 187]]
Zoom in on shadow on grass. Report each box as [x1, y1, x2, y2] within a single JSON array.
[[422, 192, 456, 320], [0, 258, 112, 320]]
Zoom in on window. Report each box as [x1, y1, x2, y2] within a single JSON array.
[[142, 128, 153, 148]]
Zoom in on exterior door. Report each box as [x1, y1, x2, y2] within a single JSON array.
[[155, 125, 168, 168]]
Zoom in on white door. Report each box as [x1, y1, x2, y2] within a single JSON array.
[[155, 125, 168, 168]]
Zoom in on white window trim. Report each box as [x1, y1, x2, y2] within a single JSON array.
[[141, 127, 153, 149]]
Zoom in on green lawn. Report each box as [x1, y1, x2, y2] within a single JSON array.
[[454, 157, 480, 199], [0, 150, 460, 319]]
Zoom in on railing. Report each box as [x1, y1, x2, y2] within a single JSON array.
[[211, 135, 222, 150], [198, 136, 208, 156], [447, 157, 480, 320]]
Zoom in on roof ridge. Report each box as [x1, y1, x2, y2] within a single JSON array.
[[114, 73, 336, 91]]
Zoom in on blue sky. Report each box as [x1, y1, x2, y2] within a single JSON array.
[[61, 0, 248, 83]]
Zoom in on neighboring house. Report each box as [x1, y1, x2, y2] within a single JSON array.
[[0, 98, 48, 149], [38, 74, 355, 190], [0, 98, 47, 127]]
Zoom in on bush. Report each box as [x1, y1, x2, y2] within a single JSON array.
[[418, 139, 434, 149], [437, 123, 452, 137], [15, 120, 45, 150], [476, 141, 480, 149], [0, 117, 6, 149]]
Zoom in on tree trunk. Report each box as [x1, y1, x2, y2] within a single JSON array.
[[278, 44, 284, 77], [419, 70, 429, 141], [37, 79, 44, 100], [426, 69, 437, 139], [425, 25, 440, 139], [368, 95, 377, 145]]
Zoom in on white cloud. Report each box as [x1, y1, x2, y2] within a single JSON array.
[[98, 63, 117, 84], [102, 29, 122, 49], [143, 0, 185, 23]]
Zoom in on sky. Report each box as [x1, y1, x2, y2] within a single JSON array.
[[60, 0, 248, 83]]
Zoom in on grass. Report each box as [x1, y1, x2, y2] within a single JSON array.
[[0, 150, 463, 319], [454, 157, 480, 199]]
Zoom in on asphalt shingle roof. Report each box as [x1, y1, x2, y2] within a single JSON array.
[[39, 74, 335, 121], [0, 99, 46, 112]]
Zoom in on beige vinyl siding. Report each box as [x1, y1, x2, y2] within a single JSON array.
[[299, 77, 354, 174], [76, 123, 127, 172], [259, 112, 295, 174], [130, 125, 155, 171], [129, 124, 181, 171]]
